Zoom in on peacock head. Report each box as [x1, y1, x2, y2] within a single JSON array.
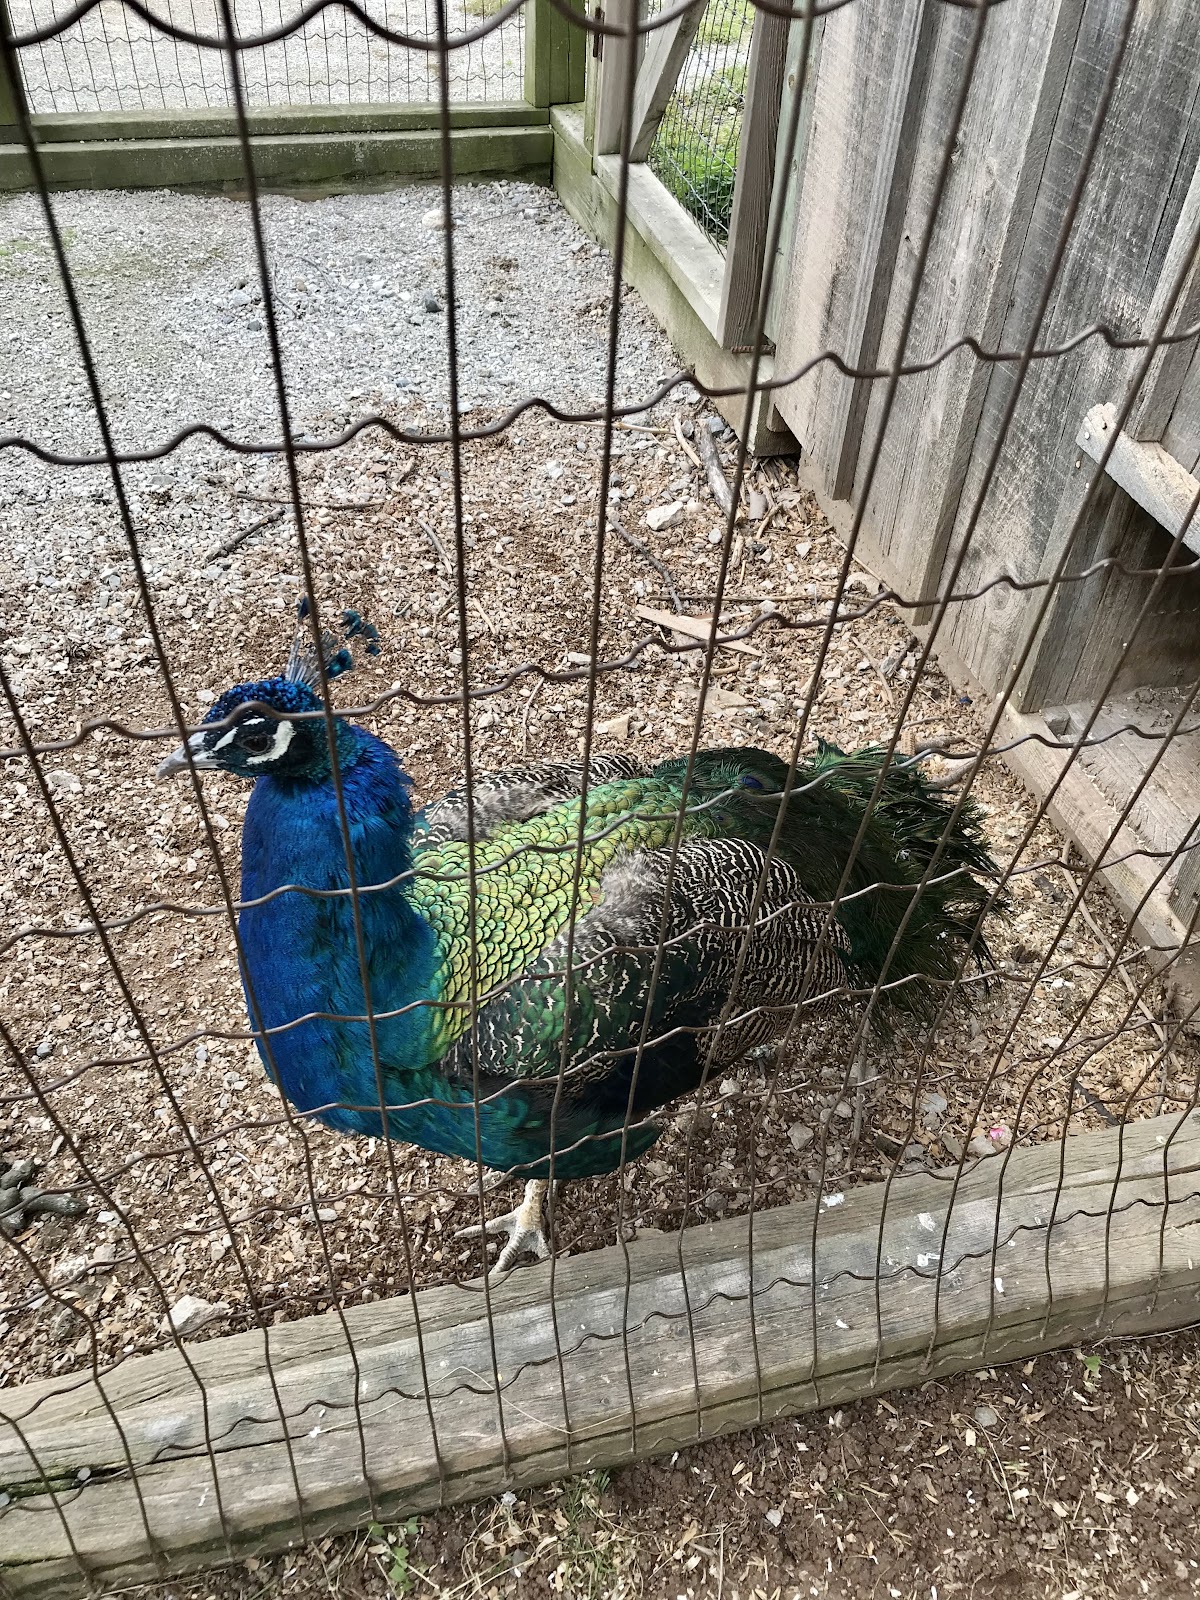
[[156, 602, 381, 784]]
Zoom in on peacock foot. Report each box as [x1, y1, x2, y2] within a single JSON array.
[[463, 1167, 509, 1199], [455, 1178, 553, 1281]]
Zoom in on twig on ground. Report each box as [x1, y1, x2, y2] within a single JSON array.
[[609, 513, 684, 613], [207, 506, 286, 562], [521, 677, 545, 755], [417, 516, 454, 575], [696, 418, 735, 518], [673, 412, 703, 470]]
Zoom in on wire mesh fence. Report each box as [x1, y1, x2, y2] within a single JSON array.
[[3, 0, 1200, 1591], [8, 0, 524, 113], [647, 0, 752, 246]]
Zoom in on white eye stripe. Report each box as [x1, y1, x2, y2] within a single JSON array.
[[244, 719, 297, 765]]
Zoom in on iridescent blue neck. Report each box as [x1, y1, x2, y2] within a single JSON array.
[[236, 724, 440, 1133]]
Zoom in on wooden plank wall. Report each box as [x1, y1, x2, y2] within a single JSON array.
[[770, 0, 1200, 713]]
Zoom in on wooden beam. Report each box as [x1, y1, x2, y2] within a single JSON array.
[[716, 6, 790, 351], [1076, 402, 1200, 555], [27, 103, 547, 142], [525, 0, 588, 110], [0, 0, 28, 143], [0, 124, 553, 193], [769, 0, 933, 489], [995, 700, 1200, 1016], [557, 104, 793, 452], [4, 1112, 1200, 1598], [627, 0, 704, 163], [592, 0, 636, 158]]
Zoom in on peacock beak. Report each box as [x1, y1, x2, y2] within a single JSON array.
[[156, 729, 218, 780]]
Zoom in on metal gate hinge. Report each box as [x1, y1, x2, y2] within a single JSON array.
[[593, 6, 604, 59]]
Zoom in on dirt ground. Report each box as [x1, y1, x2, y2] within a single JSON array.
[[2, 387, 1199, 1596]]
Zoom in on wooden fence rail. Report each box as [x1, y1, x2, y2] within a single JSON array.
[[3, 1111, 1199, 1598]]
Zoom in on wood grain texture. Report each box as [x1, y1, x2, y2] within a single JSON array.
[[762, 11, 822, 364], [0, 0, 25, 138], [1076, 402, 1200, 553], [850, 0, 1081, 602], [27, 104, 548, 141], [5, 1114, 1200, 1598], [716, 5, 789, 351], [525, 0, 588, 110], [0, 126, 554, 192], [769, 0, 928, 478], [1163, 343, 1200, 475], [935, 0, 1200, 707], [996, 701, 1200, 1012], [627, 0, 704, 163], [592, 0, 637, 158]]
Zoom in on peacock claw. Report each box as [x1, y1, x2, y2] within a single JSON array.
[[455, 1178, 552, 1280], [464, 1168, 509, 1199]]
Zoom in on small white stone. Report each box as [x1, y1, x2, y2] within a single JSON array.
[[645, 501, 684, 532], [421, 207, 451, 230], [44, 769, 81, 794], [165, 1295, 230, 1338]]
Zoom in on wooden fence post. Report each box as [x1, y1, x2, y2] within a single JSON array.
[[716, 4, 790, 350], [592, 0, 636, 157], [0, 0, 29, 143], [525, 0, 588, 110]]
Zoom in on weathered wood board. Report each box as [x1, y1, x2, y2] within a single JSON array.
[[716, 5, 790, 351], [849, 0, 1082, 606], [4, 1113, 1200, 1599], [936, 0, 1200, 708], [768, 0, 1200, 707], [769, 0, 929, 489], [627, 0, 704, 163], [1076, 402, 1200, 553], [995, 698, 1200, 1012]]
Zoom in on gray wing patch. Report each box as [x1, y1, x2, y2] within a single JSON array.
[[417, 754, 650, 847]]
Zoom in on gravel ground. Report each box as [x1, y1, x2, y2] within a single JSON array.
[[1, 180, 1199, 1597], [10, 0, 524, 113]]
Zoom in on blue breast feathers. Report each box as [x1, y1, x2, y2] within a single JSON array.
[[237, 729, 441, 1137]]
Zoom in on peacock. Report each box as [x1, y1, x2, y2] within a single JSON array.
[[156, 607, 1001, 1276]]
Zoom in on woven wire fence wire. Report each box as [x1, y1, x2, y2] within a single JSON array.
[[647, 0, 753, 246], [2, 0, 1200, 1584], [8, 0, 524, 112]]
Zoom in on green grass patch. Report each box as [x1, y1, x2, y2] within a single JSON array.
[[649, 64, 746, 241], [698, 0, 753, 47]]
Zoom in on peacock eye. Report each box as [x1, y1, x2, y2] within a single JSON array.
[[241, 731, 273, 755]]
